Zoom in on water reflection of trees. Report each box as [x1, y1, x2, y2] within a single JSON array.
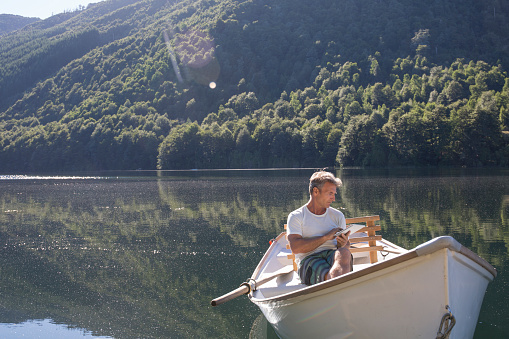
[[156, 174, 509, 265], [156, 177, 309, 245], [338, 174, 509, 266], [0, 180, 260, 338]]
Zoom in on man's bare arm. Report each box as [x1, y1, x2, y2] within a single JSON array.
[[287, 228, 339, 254]]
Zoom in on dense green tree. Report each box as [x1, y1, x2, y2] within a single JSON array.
[[383, 109, 429, 165], [449, 92, 504, 165], [199, 123, 234, 168], [337, 114, 382, 166], [157, 123, 200, 170], [225, 92, 259, 118]]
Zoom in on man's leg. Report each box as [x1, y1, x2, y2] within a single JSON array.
[[326, 247, 352, 280]]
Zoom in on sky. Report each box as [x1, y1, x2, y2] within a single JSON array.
[[0, 0, 104, 20]]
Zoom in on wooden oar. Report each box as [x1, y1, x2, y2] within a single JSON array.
[[211, 266, 294, 306]]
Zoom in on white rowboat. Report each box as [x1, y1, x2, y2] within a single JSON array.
[[212, 216, 497, 339]]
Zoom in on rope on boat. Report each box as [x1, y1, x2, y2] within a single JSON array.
[[436, 305, 456, 339]]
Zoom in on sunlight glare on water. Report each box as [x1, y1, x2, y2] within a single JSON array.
[[0, 319, 113, 339], [0, 175, 105, 180]]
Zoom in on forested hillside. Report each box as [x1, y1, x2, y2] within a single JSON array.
[[1, 0, 508, 171]]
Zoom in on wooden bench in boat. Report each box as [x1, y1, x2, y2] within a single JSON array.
[[284, 215, 382, 271], [346, 215, 382, 264]]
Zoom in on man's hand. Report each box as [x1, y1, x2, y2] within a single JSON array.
[[335, 230, 351, 248], [287, 228, 350, 254]]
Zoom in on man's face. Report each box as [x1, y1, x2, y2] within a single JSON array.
[[314, 182, 337, 208]]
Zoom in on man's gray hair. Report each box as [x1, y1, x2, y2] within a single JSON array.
[[309, 170, 342, 195]]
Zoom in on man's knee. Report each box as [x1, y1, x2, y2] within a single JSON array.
[[335, 247, 352, 265]]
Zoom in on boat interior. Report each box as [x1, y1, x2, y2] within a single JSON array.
[[254, 216, 408, 298]]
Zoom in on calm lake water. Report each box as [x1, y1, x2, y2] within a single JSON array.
[[0, 168, 508, 338]]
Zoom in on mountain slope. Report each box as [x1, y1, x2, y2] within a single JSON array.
[[0, 0, 508, 171]]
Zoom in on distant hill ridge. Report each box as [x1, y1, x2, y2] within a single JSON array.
[[0, 14, 40, 36]]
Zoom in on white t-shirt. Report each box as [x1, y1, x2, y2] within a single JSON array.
[[286, 205, 346, 264]]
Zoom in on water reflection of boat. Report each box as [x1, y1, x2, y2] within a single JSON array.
[[214, 216, 497, 339], [248, 314, 279, 339]]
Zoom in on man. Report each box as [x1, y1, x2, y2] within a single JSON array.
[[287, 170, 351, 285]]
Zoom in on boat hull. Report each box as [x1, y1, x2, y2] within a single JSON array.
[[250, 237, 495, 339]]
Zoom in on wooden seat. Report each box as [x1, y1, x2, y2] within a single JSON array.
[[283, 223, 298, 271], [284, 215, 382, 270], [345, 215, 381, 264]]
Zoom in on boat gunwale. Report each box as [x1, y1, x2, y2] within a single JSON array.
[[459, 245, 497, 278], [250, 235, 497, 304], [251, 232, 287, 279]]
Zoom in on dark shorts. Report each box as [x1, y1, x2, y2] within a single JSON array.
[[298, 249, 336, 285]]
